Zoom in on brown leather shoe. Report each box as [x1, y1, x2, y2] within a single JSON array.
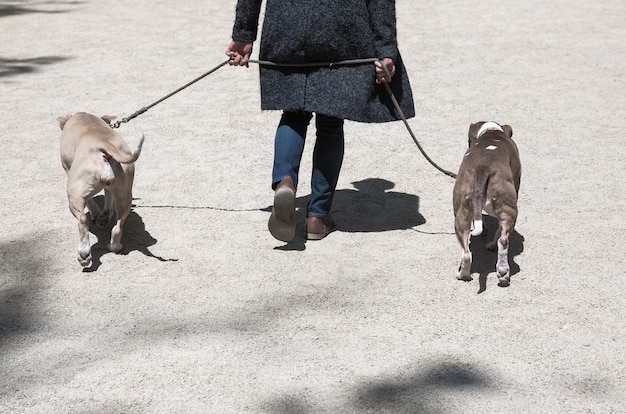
[[305, 216, 336, 240], [268, 176, 296, 242]]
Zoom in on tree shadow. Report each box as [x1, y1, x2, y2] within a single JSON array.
[[0, 56, 70, 78], [82, 196, 177, 272], [353, 361, 496, 413], [0, 237, 45, 347], [1, 1, 82, 78], [468, 215, 525, 293], [261, 395, 315, 414], [0, 1, 82, 18], [0, 236, 48, 407], [260, 360, 497, 413]]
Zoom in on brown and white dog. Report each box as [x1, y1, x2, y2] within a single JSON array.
[[58, 112, 144, 267], [453, 121, 521, 286]]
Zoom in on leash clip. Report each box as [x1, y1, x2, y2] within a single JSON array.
[[109, 119, 122, 129], [102, 117, 121, 129]]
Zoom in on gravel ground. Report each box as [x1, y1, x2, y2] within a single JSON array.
[[1, 0, 625, 412]]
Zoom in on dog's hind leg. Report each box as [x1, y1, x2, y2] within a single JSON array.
[[456, 248, 472, 281], [488, 182, 517, 286], [495, 215, 514, 286], [108, 190, 131, 253], [69, 195, 92, 267], [85, 189, 116, 228], [485, 225, 501, 251], [108, 209, 128, 253], [85, 196, 108, 228], [100, 188, 116, 226], [455, 227, 473, 281], [454, 199, 474, 281]]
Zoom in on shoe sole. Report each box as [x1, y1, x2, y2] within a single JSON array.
[[305, 226, 335, 241], [306, 232, 327, 240], [268, 187, 296, 242]]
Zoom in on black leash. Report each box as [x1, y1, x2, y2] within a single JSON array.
[[377, 62, 457, 178], [110, 57, 457, 179], [108, 57, 370, 128], [109, 59, 231, 129]]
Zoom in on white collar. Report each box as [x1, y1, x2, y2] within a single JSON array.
[[477, 121, 503, 138]]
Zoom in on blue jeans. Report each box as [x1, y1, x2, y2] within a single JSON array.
[[272, 111, 345, 218]]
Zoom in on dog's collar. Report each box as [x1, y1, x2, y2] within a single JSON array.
[[477, 122, 503, 138]]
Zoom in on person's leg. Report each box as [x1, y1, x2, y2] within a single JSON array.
[[268, 111, 312, 242], [271, 111, 313, 190], [306, 114, 344, 239]]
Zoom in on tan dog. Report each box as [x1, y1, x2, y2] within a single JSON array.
[[453, 121, 521, 286], [58, 112, 144, 267]]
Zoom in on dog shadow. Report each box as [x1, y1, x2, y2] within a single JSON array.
[[469, 215, 525, 293], [84, 196, 177, 272], [266, 178, 426, 251]]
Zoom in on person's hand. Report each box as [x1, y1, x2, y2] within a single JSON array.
[[375, 58, 396, 84], [226, 40, 253, 66]]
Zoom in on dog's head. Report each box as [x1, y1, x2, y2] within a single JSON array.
[[468, 121, 513, 147], [57, 114, 117, 130]]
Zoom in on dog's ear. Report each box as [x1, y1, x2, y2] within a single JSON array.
[[468, 122, 484, 146], [101, 115, 117, 122], [57, 115, 72, 130], [502, 124, 513, 138]]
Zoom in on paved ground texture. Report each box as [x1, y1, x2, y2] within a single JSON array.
[[1, 0, 625, 412]]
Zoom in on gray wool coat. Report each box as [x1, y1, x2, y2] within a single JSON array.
[[232, 0, 415, 123]]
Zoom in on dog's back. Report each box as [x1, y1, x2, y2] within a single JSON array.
[[453, 123, 520, 236]]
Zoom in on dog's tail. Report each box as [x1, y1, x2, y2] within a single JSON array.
[[471, 166, 489, 236], [100, 132, 145, 164]]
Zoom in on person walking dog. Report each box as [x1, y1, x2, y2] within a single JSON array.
[[226, 0, 415, 242]]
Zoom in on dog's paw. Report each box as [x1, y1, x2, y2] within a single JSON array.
[[78, 254, 92, 268], [456, 253, 473, 281], [498, 275, 511, 287], [455, 267, 473, 281], [497, 267, 511, 287], [456, 272, 473, 282], [78, 244, 92, 267], [108, 242, 123, 253]]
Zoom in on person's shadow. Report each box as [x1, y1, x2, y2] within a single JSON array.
[[468, 215, 525, 293], [84, 196, 177, 272], [332, 178, 426, 232], [269, 178, 426, 250]]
